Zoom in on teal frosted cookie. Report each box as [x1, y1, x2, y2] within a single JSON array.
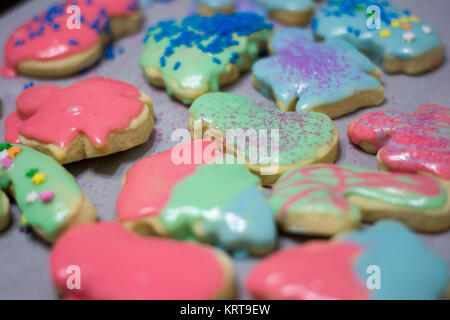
[[189, 93, 338, 186], [269, 164, 450, 236], [197, 0, 315, 26], [246, 221, 448, 300], [139, 13, 272, 104], [312, 0, 444, 74], [252, 28, 384, 118]]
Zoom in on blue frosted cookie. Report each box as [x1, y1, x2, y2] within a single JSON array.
[[312, 0, 444, 74], [252, 28, 384, 118], [197, 0, 315, 25]]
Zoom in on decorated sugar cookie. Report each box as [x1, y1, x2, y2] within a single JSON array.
[[0, 143, 97, 243], [246, 221, 448, 300], [5, 78, 154, 164], [312, 0, 444, 74], [197, 0, 235, 15], [116, 140, 277, 257], [252, 28, 384, 118], [269, 164, 450, 235], [139, 13, 272, 104], [347, 105, 450, 181], [189, 93, 338, 185], [197, 0, 315, 26], [2, 0, 142, 78], [51, 222, 235, 299]]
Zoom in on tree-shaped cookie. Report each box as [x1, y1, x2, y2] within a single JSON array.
[[0, 143, 97, 243], [348, 105, 450, 181], [252, 28, 384, 118]]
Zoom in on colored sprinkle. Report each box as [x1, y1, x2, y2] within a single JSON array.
[[0, 143, 12, 151], [25, 191, 39, 203], [144, 13, 272, 67], [7, 146, 21, 159], [39, 191, 55, 202], [1, 157, 13, 169], [69, 39, 79, 46], [380, 30, 391, 37], [26, 168, 39, 178], [173, 61, 181, 70], [160, 56, 166, 67], [24, 82, 34, 90], [31, 172, 46, 185]]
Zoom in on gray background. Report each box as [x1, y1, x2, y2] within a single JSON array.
[[0, 0, 449, 299]]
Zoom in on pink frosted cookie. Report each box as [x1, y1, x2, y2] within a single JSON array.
[[246, 221, 448, 300], [50, 222, 235, 299], [347, 105, 450, 181], [2, 0, 142, 78], [5, 77, 154, 164]]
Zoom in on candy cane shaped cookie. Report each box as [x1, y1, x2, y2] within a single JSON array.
[[0, 143, 97, 243], [269, 164, 450, 235]]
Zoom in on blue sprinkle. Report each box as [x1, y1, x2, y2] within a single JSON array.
[[144, 13, 272, 63], [53, 23, 60, 30], [160, 56, 166, 67], [23, 82, 34, 90], [68, 39, 79, 46], [354, 29, 360, 36], [347, 26, 353, 33], [14, 40, 25, 46], [311, 18, 318, 31], [173, 61, 181, 70], [105, 44, 115, 59]]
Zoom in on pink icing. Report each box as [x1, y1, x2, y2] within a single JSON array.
[[2, 0, 138, 77], [5, 77, 144, 147], [273, 164, 443, 220], [116, 140, 221, 221], [246, 241, 368, 300], [50, 222, 226, 299], [347, 105, 450, 179]]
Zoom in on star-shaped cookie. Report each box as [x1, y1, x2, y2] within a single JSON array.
[[252, 28, 384, 118]]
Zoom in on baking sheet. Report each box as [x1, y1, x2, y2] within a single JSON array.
[[0, 0, 449, 299]]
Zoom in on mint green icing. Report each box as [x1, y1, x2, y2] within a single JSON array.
[[139, 14, 272, 104], [159, 163, 276, 255], [189, 92, 336, 166], [0, 144, 82, 236], [270, 164, 446, 222]]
